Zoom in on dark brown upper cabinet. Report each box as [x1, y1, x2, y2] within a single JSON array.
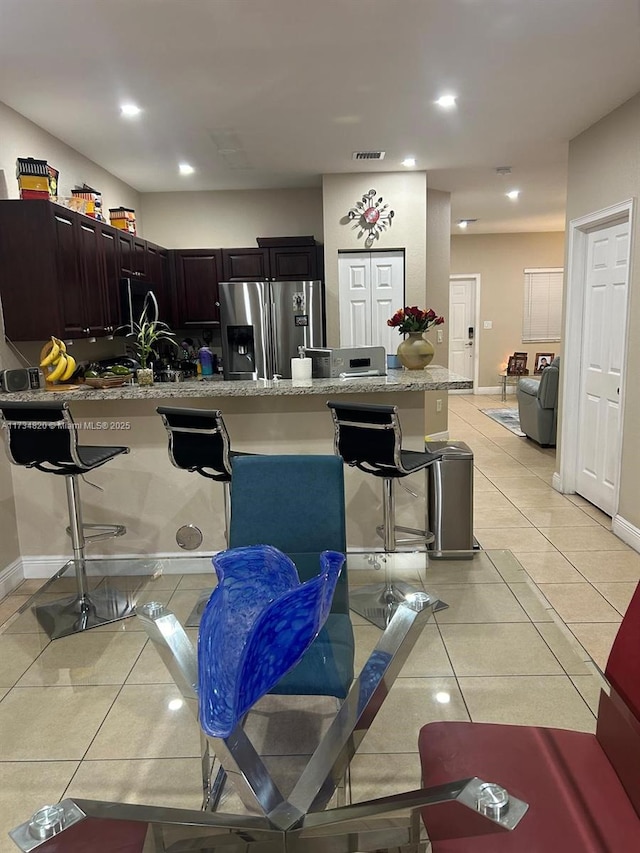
[[173, 249, 223, 325], [0, 201, 118, 341], [221, 246, 322, 281], [221, 248, 269, 281]]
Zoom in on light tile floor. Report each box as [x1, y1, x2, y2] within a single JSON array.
[[0, 392, 634, 851]]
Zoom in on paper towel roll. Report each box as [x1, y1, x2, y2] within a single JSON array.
[[291, 357, 312, 383]]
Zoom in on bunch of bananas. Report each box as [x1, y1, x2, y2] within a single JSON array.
[[39, 337, 77, 384]]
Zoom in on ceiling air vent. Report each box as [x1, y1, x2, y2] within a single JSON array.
[[352, 151, 386, 161]]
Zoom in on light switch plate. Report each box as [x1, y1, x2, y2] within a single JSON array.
[[437, 329, 444, 343], [483, 320, 493, 330]]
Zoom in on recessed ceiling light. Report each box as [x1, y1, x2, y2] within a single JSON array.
[[435, 94, 457, 108], [458, 220, 468, 229], [402, 157, 416, 167], [120, 103, 142, 117], [506, 190, 520, 200], [179, 163, 195, 175]]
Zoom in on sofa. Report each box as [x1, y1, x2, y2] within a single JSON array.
[[517, 356, 560, 446]]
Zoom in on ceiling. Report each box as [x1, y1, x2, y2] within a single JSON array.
[[1, 0, 639, 233]]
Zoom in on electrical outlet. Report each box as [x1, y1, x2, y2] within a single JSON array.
[[436, 398, 443, 413], [436, 329, 444, 344], [483, 320, 493, 330]]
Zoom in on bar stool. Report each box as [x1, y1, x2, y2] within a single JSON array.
[[327, 400, 443, 629], [0, 400, 130, 640], [157, 406, 250, 626]]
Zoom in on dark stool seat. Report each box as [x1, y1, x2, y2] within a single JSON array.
[[157, 405, 251, 626], [327, 400, 443, 629], [0, 400, 130, 639]]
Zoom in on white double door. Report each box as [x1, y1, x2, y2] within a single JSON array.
[[576, 219, 630, 514], [338, 251, 404, 352]]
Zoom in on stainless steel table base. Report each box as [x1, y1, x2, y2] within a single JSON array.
[[11, 588, 530, 851], [10, 776, 528, 851]]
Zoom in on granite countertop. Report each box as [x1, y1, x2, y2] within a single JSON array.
[[1, 366, 472, 402]]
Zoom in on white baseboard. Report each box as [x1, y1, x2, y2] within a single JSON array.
[[425, 430, 449, 442], [612, 515, 640, 554], [552, 472, 563, 493], [20, 551, 219, 579], [476, 385, 505, 395], [0, 558, 23, 598]]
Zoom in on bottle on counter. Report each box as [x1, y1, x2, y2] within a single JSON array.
[[198, 346, 214, 379]]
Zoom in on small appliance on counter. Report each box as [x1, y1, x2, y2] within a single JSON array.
[[305, 346, 386, 379], [0, 367, 42, 393]]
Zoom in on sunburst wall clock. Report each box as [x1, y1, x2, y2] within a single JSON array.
[[346, 188, 394, 246]]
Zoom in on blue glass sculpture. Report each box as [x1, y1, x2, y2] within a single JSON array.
[[198, 544, 346, 738]]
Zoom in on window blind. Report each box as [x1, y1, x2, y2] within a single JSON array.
[[523, 268, 563, 342]]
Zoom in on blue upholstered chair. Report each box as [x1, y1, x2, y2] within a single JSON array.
[[229, 454, 354, 699]]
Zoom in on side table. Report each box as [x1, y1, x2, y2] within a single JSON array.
[[498, 370, 530, 402]]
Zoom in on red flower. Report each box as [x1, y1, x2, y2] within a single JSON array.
[[387, 306, 445, 335]]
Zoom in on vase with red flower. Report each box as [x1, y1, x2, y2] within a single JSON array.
[[387, 306, 445, 370]]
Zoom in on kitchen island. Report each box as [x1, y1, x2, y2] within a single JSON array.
[[5, 366, 472, 574], [4, 366, 471, 402]]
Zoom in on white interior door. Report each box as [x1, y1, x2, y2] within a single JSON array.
[[576, 220, 630, 514], [370, 251, 404, 352], [449, 276, 476, 380], [339, 251, 404, 349]]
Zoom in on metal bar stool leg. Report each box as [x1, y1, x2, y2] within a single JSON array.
[[33, 475, 138, 640], [350, 478, 431, 630], [185, 481, 231, 628], [66, 474, 90, 607]]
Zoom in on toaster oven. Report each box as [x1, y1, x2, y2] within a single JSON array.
[[305, 346, 386, 378]]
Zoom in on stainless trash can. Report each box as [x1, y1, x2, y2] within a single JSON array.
[[425, 440, 474, 559]]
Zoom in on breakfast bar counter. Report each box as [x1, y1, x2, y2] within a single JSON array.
[[4, 366, 472, 402], [6, 366, 471, 567]]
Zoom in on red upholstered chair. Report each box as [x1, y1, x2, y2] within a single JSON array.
[[419, 581, 640, 851]]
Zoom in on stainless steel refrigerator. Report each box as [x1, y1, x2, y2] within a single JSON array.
[[219, 280, 325, 380]]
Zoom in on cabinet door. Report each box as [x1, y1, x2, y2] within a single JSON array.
[[145, 243, 174, 326], [0, 200, 62, 340], [54, 211, 86, 337], [132, 238, 147, 276], [175, 250, 222, 324], [221, 248, 268, 281], [116, 231, 134, 276], [98, 225, 122, 331], [77, 219, 109, 334], [268, 246, 318, 280]]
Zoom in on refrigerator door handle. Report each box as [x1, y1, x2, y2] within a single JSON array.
[[270, 301, 279, 379], [261, 300, 273, 380]]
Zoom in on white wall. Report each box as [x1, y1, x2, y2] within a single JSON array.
[[321, 171, 428, 346], [451, 232, 565, 388], [140, 188, 323, 248], [564, 92, 640, 529], [0, 100, 140, 219]]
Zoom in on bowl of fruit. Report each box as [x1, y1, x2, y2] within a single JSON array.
[[84, 364, 133, 389]]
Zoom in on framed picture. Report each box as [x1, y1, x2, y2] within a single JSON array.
[[534, 352, 555, 374], [507, 353, 528, 375]]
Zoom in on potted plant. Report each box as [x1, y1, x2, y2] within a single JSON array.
[[387, 306, 445, 370], [126, 293, 178, 386]]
